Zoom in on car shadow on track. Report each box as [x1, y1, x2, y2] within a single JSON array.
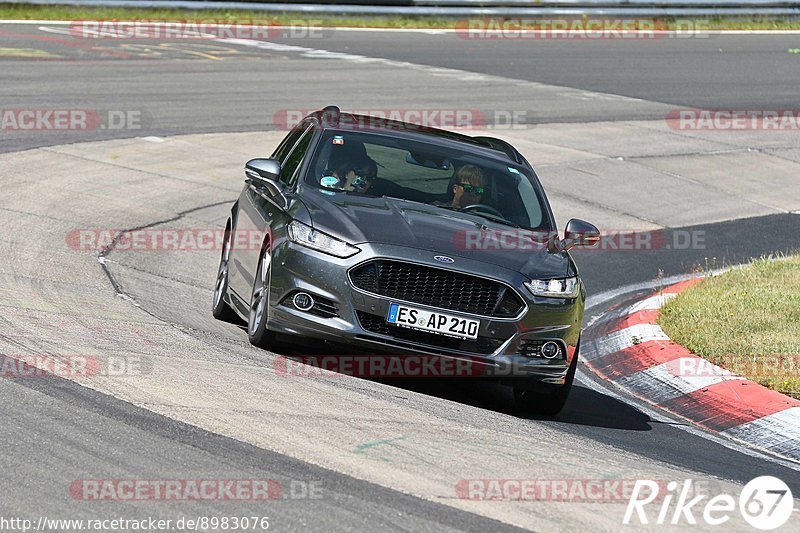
[[274, 337, 653, 431], [382, 377, 653, 431]]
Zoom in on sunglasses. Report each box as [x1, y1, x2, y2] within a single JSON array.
[[457, 182, 485, 195]]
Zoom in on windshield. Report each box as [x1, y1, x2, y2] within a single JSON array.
[[305, 130, 551, 230]]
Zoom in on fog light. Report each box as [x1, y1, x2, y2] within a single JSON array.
[[293, 292, 315, 312], [541, 341, 560, 359]]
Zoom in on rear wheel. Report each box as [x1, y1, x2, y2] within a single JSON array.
[[212, 224, 239, 324], [248, 248, 277, 348], [513, 348, 578, 416]]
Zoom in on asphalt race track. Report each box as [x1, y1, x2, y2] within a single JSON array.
[[1, 22, 799, 531]]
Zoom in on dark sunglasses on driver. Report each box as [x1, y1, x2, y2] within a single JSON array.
[[457, 182, 485, 195]]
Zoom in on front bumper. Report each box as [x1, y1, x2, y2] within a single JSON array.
[[267, 240, 583, 383]]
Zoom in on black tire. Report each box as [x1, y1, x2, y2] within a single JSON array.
[[513, 347, 578, 416], [247, 247, 277, 348], [212, 223, 240, 324]]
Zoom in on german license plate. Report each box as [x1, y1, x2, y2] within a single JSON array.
[[386, 303, 479, 340]]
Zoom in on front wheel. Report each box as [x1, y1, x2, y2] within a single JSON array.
[[248, 248, 277, 348], [513, 349, 578, 416]]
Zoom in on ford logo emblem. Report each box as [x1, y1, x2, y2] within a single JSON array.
[[434, 255, 455, 264]]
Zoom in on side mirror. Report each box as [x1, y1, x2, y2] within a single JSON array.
[[245, 158, 280, 181], [562, 219, 600, 251], [245, 158, 284, 197]]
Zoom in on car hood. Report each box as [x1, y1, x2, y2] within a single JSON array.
[[301, 190, 573, 279]]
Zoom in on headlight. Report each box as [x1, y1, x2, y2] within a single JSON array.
[[287, 220, 360, 258], [524, 277, 579, 298]]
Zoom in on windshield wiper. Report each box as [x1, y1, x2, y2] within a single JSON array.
[[463, 211, 521, 228], [383, 196, 522, 228], [380, 194, 432, 206]]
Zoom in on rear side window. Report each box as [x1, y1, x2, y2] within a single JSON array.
[[279, 125, 315, 186]]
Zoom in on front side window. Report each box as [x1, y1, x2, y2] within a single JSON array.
[[272, 124, 306, 164], [280, 125, 315, 186]]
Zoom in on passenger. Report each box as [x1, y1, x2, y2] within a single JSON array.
[[342, 158, 378, 193], [321, 157, 378, 194]]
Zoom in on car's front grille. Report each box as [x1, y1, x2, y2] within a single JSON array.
[[349, 260, 524, 318], [309, 297, 339, 318], [355, 311, 504, 355]]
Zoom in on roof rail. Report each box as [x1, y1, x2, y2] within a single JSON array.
[[472, 136, 522, 164]]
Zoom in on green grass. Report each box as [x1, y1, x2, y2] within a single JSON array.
[[659, 255, 800, 399], [3, 4, 800, 31]]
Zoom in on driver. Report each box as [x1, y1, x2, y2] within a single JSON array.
[[451, 164, 486, 210]]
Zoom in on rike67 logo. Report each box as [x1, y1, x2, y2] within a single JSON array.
[[624, 476, 794, 529]]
